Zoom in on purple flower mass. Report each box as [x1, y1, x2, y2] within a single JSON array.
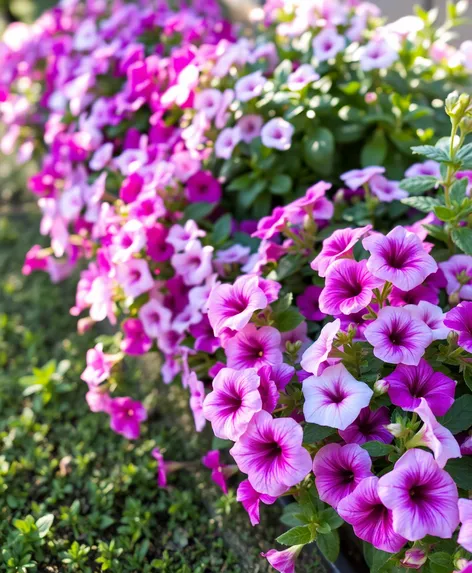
[[303, 363, 373, 430], [363, 226, 437, 291], [313, 443, 372, 509], [230, 410, 312, 496], [364, 307, 432, 365], [378, 449, 459, 541]]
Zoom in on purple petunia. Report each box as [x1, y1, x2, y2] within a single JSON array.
[[444, 302, 472, 353], [339, 406, 393, 445]]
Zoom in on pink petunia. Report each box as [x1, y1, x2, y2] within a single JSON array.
[[303, 363, 373, 430], [313, 443, 372, 509], [364, 306, 432, 365], [370, 175, 407, 203], [261, 118, 294, 151], [405, 161, 440, 178], [152, 447, 167, 488], [363, 226, 437, 292], [139, 299, 172, 338], [319, 259, 383, 315], [214, 126, 241, 159], [458, 499, 472, 552], [117, 258, 154, 299], [385, 359, 455, 416], [360, 38, 398, 71], [186, 170, 222, 204], [337, 476, 407, 553], [403, 301, 448, 340], [339, 406, 393, 445], [203, 367, 262, 441], [311, 225, 372, 277], [287, 64, 319, 90], [235, 70, 266, 102], [340, 167, 385, 190], [81, 343, 114, 387], [121, 318, 153, 356], [236, 479, 277, 526], [108, 397, 147, 440], [261, 545, 303, 573], [312, 28, 345, 61], [202, 450, 232, 494], [378, 449, 459, 541], [230, 410, 312, 496], [444, 302, 472, 353], [300, 319, 340, 376], [225, 324, 283, 370], [171, 240, 214, 286], [207, 275, 267, 337], [188, 372, 206, 433]]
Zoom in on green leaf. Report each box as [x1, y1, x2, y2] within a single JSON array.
[[211, 436, 232, 450], [212, 214, 232, 245], [411, 145, 450, 162], [303, 127, 335, 177], [36, 514, 54, 538], [183, 202, 215, 222], [318, 508, 343, 531], [372, 549, 393, 573], [270, 174, 292, 195], [280, 503, 306, 528], [274, 59, 293, 84], [273, 256, 304, 280], [237, 181, 266, 209], [456, 142, 472, 163], [361, 441, 395, 457], [271, 293, 293, 314], [464, 368, 472, 392], [276, 525, 314, 546], [428, 552, 453, 570], [361, 130, 387, 168], [227, 173, 252, 192], [438, 394, 472, 434], [423, 224, 448, 243], [445, 456, 472, 489], [434, 206, 456, 222], [399, 176, 438, 195], [274, 307, 305, 332], [401, 196, 442, 213], [303, 423, 336, 443], [450, 178, 469, 204], [317, 530, 340, 563], [451, 227, 472, 255]]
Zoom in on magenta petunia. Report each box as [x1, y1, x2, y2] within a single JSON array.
[[81, 343, 114, 387], [369, 175, 407, 203], [296, 285, 325, 321], [363, 226, 437, 291], [378, 449, 459, 541], [225, 324, 283, 371], [108, 396, 147, 440], [202, 450, 231, 494], [313, 443, 372, 509], [319, 259, 383, 315], [339, 406, 393, 445], [230, 410, 312, 496], [311, 225, 372, 278], [152, 447, 167, 488], [261, 545, 303, 573], [207, 275, 268, 337], [286, 181, 333, 222], [458, 499, 472, 552], [120, 318, 153, 356], [444, 302, 472, 353], [303, 363, 373, 430], [389, 284, 439, 307], [300, 319, 340, 376], [337, 476, 407, 553], [385, 359, 455, 416], [117, 258, 154, 299], [236, 479, 277, 526], [410, 398, 461, 468], [252, 206, 290, 240], [257, 366, 281, 413], [364, 307, 432, 365], [203, 367, 262, 441], [186, 170, 222, 203]]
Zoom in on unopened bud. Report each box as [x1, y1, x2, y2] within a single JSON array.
[[387, 423, 407, 438], [445, 91, 459, 114], [401, 548, 427, 569], [365, 92, 377, 104], [374, 379, 389, 395], [460, 115, 472, 135]]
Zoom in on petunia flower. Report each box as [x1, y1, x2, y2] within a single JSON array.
[[370, 175, 407, 203], [261, 545, 303, 573], [235, 70, 266, 102], [359, 38, 398, 71], [303, 363, 373, 430], [230, 410, 312, 496], [166, 220, 206, 252], [108, 396, 147, 440], [203, 367, 262, 441], [439, 254, 472, 300], [385, 359, 455, 416], [312, 28, 345, 61], [207, 275, 268, 337], [458, 498, 472, 552], [339, 406, 393, 445], [378, 448, 459, 540], [214, 126, 241, 159], [319, 259, 383, 315], [444, 302, 472, 353], [120, 318, 153, 355], [138, 299, 172, 338], [152, 447, 167, 488], [364, 306, 432, 365], [405, 160, 440, 178], [202, 450, 235, 495], [171, 240, 214, 286], [300, 319, 340, 376], [408, 398, 461, 468], [236, 479, 277, 526], [81, 343, 114, 387], [313, 443, 372, 509], [340, 166, 385, 190], [363, 226, 437, 291], [237, 114, 263, 143], [287, 64, 319, 91], [311, 225, 372, 277], [296, 285, 325, 321], [225, 324, 283, 370], [117, 258, 154, 299], [188, 372, 206, 432], [261, 118, 294, 151], [337, 476, 407, 553], [186, 170, 221, 203], [257, 366, 281, 413], [401, 548, 428, 569]]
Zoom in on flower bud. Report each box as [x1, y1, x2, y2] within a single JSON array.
[[386, 422, 409, 438], [445, 91, 459, 114], [374, 378, 389, 395], [365, 92, 377, 104], [401, 548, 427, 569]]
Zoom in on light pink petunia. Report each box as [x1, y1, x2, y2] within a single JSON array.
[[378, 449, 459, 541], [171, 240, 214, 286], [313, 443, 372, 509], [337, 476, 407, 553], [303, 363, 373, 430], [138, 299, 172, 338], [287, 64, 319, 91], [370, 175, 407, 203], [230, 410, 312, 496], [117, 258, 154, 299], [363, 226, 437, 291], [340, 167, 385, 190], [207, 275, 267, 337], [300, 319, 340, 376], [312, 28, 345, 61], [81, 343, 114, 387], [364, 306, 432, 365], [203, 367, 262, 441]]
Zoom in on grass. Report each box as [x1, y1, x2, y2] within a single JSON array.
[[0, 208, 297, 572]]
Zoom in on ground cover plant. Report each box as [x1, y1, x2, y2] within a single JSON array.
[[3, 0, 472, 571]]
